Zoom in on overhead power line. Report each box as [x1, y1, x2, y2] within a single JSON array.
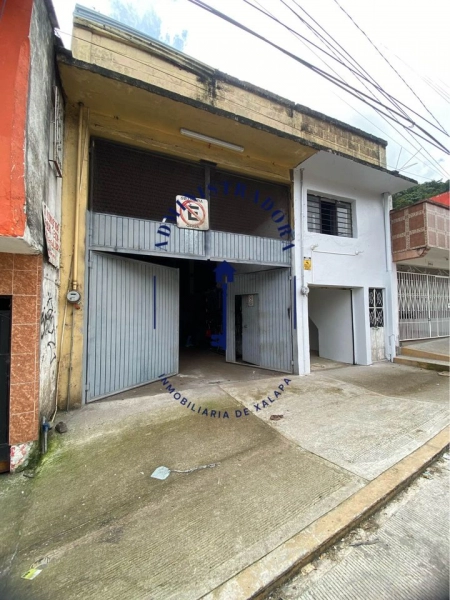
[[277, 0, 449, 179], [186, 0, 449, 157], [246, 0, 447, 178], [333, 0, 448, 135]]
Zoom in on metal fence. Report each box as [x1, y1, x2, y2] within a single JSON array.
[[398, 271, 450, 341]]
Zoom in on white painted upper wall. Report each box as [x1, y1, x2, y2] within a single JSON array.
[[299, 152, 413, 290], [302, 173, 389, 289]]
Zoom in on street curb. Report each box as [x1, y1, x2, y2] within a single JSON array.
[[201, 427, 449, 600]]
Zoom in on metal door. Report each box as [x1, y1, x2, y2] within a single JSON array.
[[0, 298, 11, 473], [242, 294, 260, 365], [86, 252, 179, 401], [398, 272, 450, 341], [227, 268, 293, 372]]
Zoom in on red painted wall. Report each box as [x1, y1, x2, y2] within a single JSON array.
[[429, 191, 450, 208], [0, 0, 33, 237]]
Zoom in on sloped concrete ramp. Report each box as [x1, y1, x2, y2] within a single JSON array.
[[1, 363, 448, 600], [1, 387, 364, 600]]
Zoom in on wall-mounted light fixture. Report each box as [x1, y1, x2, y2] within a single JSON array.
[[180, 128, 244, 153]]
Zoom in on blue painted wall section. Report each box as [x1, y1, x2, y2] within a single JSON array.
[[211, 260, 236, 351]]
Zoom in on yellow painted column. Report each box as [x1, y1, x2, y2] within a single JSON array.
[[57, 103, 90, 410]]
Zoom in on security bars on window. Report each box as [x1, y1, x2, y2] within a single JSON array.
[[369, 288, 384, 328], [307, 194, 353, 237]]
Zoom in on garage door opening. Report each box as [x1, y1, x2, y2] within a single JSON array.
[[85, 253, 293, 402]]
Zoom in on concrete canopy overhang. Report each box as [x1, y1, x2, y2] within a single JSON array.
[[396, 247, 450, 270], [300, 151, 416, 195], [57, 52, 318, 184]]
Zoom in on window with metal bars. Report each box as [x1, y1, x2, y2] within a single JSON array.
[[369, 288, 384, 327], [307, 194, 353, 237]]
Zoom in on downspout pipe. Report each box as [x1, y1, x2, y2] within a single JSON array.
[[383, 192, 396, 361], [293, 165, 309, 375], [72, 103, 84, 291]]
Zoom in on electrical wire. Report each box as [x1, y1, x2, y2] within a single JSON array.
[[247, 0, 446, 179], [56, 15, 449, 179], [280, 0, 449, 178], [186, 0, 449, 155], [284, 0, 448, 138], [239, 0, 449, 177], [55, 28, 390, 160], [245, 0, 448, 179], [283, 0, 411, 123], [333, 0, 448, 135]]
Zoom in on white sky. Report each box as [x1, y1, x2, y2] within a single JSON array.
[[52, 0, 450, 184]]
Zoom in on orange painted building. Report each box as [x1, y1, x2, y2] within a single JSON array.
[[0, 0, 33, 239], [0, 0, 63, 473]]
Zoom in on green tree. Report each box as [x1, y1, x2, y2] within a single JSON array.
[[110, 1, 187, 51], [392, 179, 449, 209]]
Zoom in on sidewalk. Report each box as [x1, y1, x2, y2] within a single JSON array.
[[0, 362, 448, 600], [270, 453, 449, 599]]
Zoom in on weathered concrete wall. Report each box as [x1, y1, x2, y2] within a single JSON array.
[[25, 0, 56, 249], [26, 0, 62, 418], [71, 19, 386, 168], [39, 262, 58, 416]]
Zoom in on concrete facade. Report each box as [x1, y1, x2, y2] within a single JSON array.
[[55, 7, 414, 411], [0, 0, 63, 471]]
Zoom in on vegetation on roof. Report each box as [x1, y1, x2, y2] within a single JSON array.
[[392, 179, 449, 209]]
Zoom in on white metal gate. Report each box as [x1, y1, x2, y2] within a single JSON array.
[[398, 272, 450, 341], [86, 252, 179, 401]]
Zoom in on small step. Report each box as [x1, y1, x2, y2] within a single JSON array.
[[401, 346, 450, 362], [394, 355, 450, 372]]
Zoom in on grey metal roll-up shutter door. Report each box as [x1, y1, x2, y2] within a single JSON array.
[[86, 252, 179, 401], [226, 268, 293, 372]]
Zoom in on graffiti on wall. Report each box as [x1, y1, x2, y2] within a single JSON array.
[[40, 293, 56, 364]]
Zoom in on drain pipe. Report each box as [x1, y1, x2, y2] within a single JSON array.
[[383, 192, 396, 361], [42, 416, 52, 454]]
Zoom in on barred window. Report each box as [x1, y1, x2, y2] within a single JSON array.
[[307, 194, 353, 237], [369, 288, 384, 327]]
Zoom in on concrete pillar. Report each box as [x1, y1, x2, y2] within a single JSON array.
[[293, 166, 310, 375]]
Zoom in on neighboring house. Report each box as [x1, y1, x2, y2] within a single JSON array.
[[55, 6, 414, 408], [0, 0, 63, 472], [391, 193, 449, 341]]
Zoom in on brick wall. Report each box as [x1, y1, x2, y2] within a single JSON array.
[[425, 203, 449, 250], [391, 202, 449, 257], [0, 253, 42, 446], [391, 204, 426, 254]]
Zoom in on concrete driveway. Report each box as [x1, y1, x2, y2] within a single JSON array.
[[0, 362, 448, 600]]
